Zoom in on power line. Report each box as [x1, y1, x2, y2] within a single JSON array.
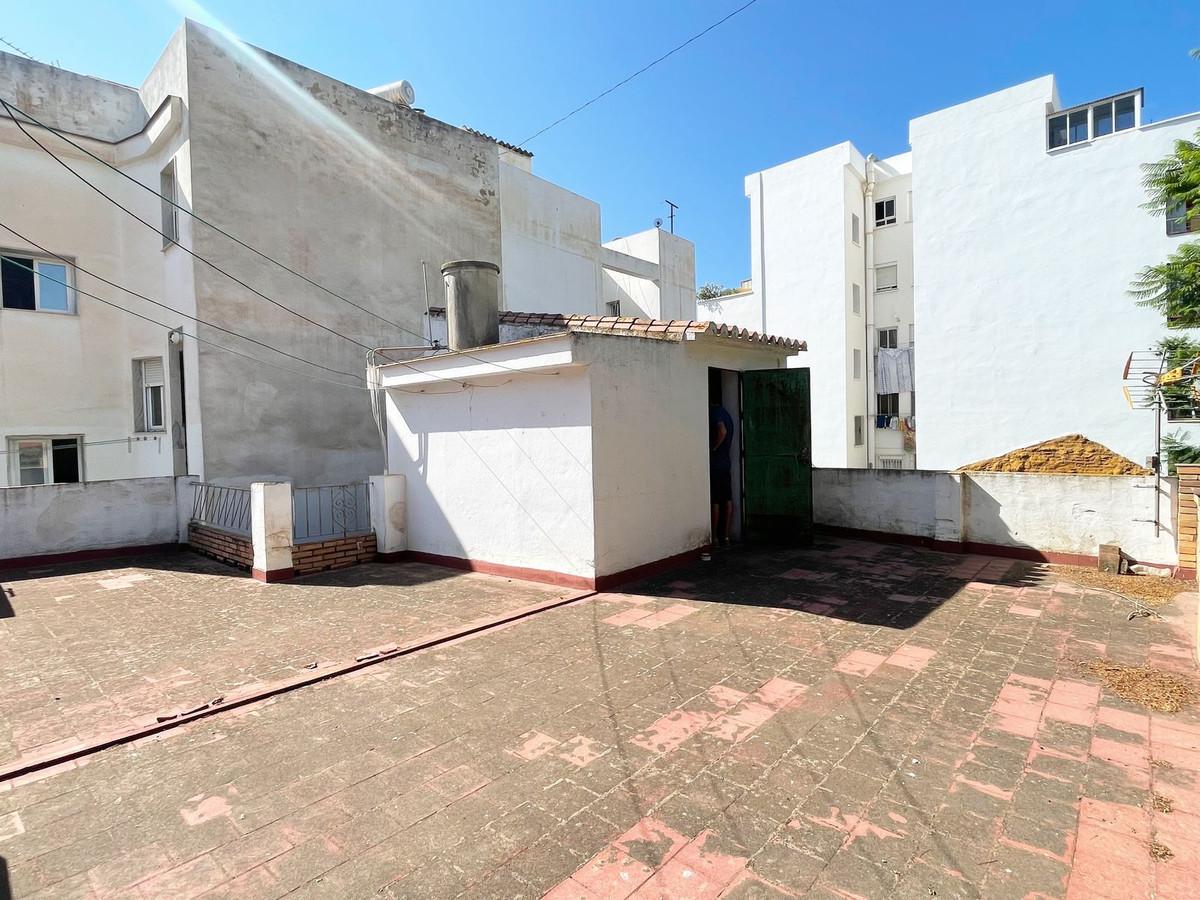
[[0, 221, 368, 383], [516, 0, 763, 148], [0, 96, 420, 338], [0, 254, 374, 391], [0, 97, 396, 359]]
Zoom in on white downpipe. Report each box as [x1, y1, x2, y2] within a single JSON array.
[[863, 155, 877, 469]]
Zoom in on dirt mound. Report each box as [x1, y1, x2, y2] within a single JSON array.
[[958, 434, 1151, 475]]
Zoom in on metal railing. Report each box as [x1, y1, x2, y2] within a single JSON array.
[[191, 482, 251, 535], [293, 481, 371, 543]]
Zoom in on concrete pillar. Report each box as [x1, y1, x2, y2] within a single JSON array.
[[251, 482, 294, 582], [369, 474, 407, 558]]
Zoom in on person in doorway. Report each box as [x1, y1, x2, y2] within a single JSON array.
[[709, 379, 735, 548]]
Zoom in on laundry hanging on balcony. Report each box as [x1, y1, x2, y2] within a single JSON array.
[[875, 347, 914, 393]]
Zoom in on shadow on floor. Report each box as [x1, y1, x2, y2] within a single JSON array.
[[0, 586, 13, 619], [0, 856, 10, 900], [618, 538, 1044, 629]]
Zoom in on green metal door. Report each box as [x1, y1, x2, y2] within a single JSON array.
[[740, 368, 813, 544]]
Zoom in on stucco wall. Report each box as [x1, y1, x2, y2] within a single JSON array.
[[383, 367, 596, 578], [0, 42, 193, 486], [910, 76, 1200, 470], [583, 334, 791, 577], [813, 467, 1179, 565], [0, 476, 184, 560]]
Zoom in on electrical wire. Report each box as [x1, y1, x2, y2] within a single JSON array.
[[0, 255, 371, 390], [0, 96, 397, 359], [0, 95, 421, 338], [515, 0, 763, 148], [0, 220, 367, 383], [0, 36, 38, 61]]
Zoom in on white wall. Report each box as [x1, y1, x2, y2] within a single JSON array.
[[499, 162, 604, 315], [0, 475, 185, 560], [583, 334, 791, 577], [911, 76, 1200, 470], [813, 467, 1179, 566], [600, 228, 696, 321], [384, 368, 597, 578]]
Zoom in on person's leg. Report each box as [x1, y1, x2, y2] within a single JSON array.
[[711, 503, 719, 544], [723, 500, 734, 546]]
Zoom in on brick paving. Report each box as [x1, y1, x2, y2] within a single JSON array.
[[0, 537, 1198, 898], [0, 553, 572, 769]]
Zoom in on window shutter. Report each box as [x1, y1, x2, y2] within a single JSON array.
[[132, 360, 145, 432], [142, 357, 164, 387]]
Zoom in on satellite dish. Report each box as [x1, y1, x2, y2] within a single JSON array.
[[654, 217, 663, 229]]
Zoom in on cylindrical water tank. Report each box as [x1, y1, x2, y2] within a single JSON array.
[[442, 260, 500, 351]]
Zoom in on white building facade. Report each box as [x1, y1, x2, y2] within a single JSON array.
[[708, 75, 1200, 471], [0, 20, 693, 489]]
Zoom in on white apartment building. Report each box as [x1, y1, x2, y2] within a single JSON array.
[[707, 75, 1200, 471], [0, 20, 693, 488]]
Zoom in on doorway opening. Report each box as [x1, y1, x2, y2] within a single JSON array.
[[709, 367, 744, 544]]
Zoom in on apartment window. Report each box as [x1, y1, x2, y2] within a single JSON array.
[[133, 357, 166, 432], [877, 392, 900, 418], [874, 197, 896, 227], [161, 160, 179, 248], [878, 456, 903, 470], [853, 416, 864, 447], [851, 213, 860, 244], [853, 348, 862, 379], [878, 327, 898, 349], [1048, 92, 1139, 150], [7, 437, 82, 485], [875, 264, 898, 292], [852, 283, 861, 315], [1167, 202, 1200, 237], [605, 299, 621, 316], [1, 254, 74, 313]]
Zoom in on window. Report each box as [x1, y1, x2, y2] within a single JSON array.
[[874, 197, 896, 227], [878, 327, 898, 349], [161, 160, 179, 248], [853, 349, 862, 380], [852, 283, 861, 315], [878, 456, 903, 470], [605, 299, 621, 316], [7, 437, 81, 485], [877, 392, 899, 417], [1048, 92, 1139, 149], [134, 357, 166, 432], [1, 255, 74, 313], [875, 264, 898, 292], [851, 213, 860, 245], [853, 416, 864, 447], [1167, 202, 1200, 236]]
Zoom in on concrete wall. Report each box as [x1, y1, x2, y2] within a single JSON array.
[[813, 467, 1179, 566], [583, 334, 791, 577], [383, 367, 597, 579], [0, 41, 194, 486], [911, 76, 1200, 470], [0, 475, 185, 560], [601, 228, 697, 321]]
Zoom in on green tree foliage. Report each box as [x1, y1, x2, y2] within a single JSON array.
[[1162, 430, 1200, 475], [1131, 133, 1200, 325], [697, 282, 741, 301], [1155, 335, 1200, 419]]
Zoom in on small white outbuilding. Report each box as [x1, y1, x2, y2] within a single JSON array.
[[375, 311, 809, 589]]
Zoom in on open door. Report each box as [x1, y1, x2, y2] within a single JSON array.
[[740, 368, 813, 544]]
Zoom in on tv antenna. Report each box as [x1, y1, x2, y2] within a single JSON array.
[[664, 200, 678, 234]]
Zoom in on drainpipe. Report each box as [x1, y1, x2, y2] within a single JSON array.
[[756, 172, 767, 333], [863, 155, 877, 469]]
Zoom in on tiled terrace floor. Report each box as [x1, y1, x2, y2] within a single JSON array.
[[0, 538, 1198, 898], [0, 554, 571, 769]]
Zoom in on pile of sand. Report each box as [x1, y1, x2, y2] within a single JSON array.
[[958, 434, 1151, 475]]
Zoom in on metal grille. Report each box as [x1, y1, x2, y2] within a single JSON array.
[[293, 482, 371, 542], [191, 483, 251, 535]]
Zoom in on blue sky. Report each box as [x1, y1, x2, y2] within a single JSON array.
[[4, 0, 1200, 287]]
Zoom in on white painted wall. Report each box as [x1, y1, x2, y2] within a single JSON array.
[[813, 467, 1179, 566], [384, 367, 597, 578], [911, 76, 1200, 470], [0, 475, 185, 560]]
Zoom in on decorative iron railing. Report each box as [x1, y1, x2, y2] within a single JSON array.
[[293, 481, 371, 543], [191, 482, 251, 536]]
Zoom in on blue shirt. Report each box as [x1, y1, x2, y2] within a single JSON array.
[[710, 405, 734, 471]]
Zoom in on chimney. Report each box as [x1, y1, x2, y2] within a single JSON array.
[[442, 260, 500, 350]]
